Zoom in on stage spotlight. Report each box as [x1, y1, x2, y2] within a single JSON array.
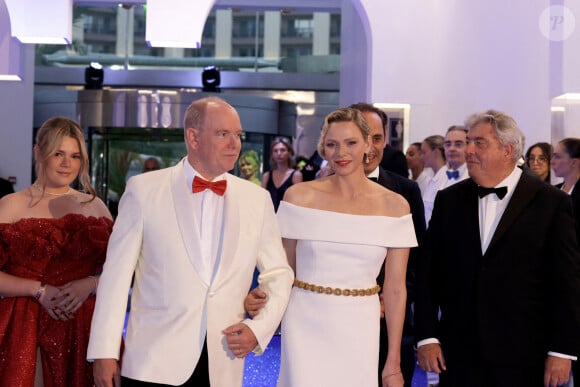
[[85, 62, 104, 90], [202, 66, 221, 92]]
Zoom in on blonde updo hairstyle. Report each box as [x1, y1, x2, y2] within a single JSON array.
[[34, 117, 97, 201], [317, 107, 371, 159]]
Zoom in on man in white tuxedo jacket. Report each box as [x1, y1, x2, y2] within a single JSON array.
[[88, 97, 294, 387]]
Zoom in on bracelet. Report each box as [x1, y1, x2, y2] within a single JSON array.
[[384, 370, 402, 378], [34, 283, 46, 300], [89, 276, 98, 295]]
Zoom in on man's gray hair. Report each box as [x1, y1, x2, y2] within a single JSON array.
[[465, 109, 525, 162]]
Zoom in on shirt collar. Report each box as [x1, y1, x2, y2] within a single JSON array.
[[184, 159, 227, 189], [447, 162, 467, 174], [367, 166, 380, 179], [495, 165, 521, 191], [477, 165, 521, 201]]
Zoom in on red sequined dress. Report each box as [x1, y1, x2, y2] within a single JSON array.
[[0, 214, 113, 387]]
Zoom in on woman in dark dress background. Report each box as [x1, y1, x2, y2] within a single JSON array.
[[262, 137, 303, 211], [552, 138, 580, 239], [552, 137, 580, 382]]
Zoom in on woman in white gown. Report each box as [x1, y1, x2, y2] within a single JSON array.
[[275, 108, 417, 387]]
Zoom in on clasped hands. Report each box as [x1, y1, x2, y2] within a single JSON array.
[[37, 277, 95, 320]]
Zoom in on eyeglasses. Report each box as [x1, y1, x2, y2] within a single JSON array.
[[527, 156, 548, 164]]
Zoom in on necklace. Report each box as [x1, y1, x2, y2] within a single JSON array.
[[33, 183, 72, 196]]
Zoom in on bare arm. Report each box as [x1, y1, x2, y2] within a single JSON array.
[[261, 172, 270, 189], [0, 271, 64, 319], [0, 271, 42, 298], [292, 170, 303, 184], [382, 247, 409, 387]]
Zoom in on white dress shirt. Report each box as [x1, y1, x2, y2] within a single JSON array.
[[367, 166, 380, 180], [560, 183, 576, 195], [478, 166, 521, 254], [185, 160, 226, 285], [441, 163, 468, 190], [423, 163, 468, 225], [414, 167, 434, 196]]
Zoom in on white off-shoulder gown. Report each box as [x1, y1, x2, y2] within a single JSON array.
[[276, 201, 417, 387]]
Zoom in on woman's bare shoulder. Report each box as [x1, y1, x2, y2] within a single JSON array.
[[0, 189, 34, 222], [283, 179, 326, 206], [373, 185, 411, 217]]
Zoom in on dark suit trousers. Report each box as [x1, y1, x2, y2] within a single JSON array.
[[439, 362, 545, 387], [121, 339, 209, 387]]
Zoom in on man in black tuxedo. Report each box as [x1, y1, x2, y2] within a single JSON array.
[[351, 103, 426, 387], [415, 109, 580, 387], [380, 144, 409, 178], [0, 177, 14, 199]]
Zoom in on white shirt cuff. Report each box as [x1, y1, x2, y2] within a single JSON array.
[[417, 338, 440, 347], [548, 351, 577, 361]]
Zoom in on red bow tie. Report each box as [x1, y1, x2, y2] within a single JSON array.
[[192, 176, 227, 196]]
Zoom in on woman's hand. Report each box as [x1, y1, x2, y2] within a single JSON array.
[[53, 277, 97, 319], [244, 288, 267, 318], [38, 284, 66, 320]]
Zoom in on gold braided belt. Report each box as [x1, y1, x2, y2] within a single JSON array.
[[293, 279, 381, 296]]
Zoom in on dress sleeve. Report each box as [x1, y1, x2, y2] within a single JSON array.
[[0, 224, 10, 269], [85, 218, 114, 269], [277, 201, 417, 248]]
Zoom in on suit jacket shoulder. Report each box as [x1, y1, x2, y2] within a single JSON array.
[[378, 167, 426, 239], [555, 181, 580, 244], [380, 146, 408, 178]]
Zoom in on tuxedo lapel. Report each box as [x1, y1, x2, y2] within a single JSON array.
[[211, 174, 241, 288], [377, 167, 397, 192], [170, 161, 207, 285], [464, 180, 484, 257], [485, 172, 539, 255]]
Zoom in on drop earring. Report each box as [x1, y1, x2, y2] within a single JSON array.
[[363, 153, 369, 164]]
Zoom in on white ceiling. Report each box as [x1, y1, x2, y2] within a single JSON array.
[[74, 0, 342, 12]]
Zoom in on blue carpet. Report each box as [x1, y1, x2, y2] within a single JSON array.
[[243, 335, 281, 387], [243, 334, 430, 387]]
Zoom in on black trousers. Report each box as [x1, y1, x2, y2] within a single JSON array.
[[438, 362, 545, 387], [121, 339, 209, 387]]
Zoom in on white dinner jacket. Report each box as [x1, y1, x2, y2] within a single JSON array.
[[87, 159, 293, 386]]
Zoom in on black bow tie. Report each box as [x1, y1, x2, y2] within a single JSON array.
[[477, 186, 508, 199], [368, 176, 378, 183]]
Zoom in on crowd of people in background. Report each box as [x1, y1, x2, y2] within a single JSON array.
[[0, 101, 579, 387]]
